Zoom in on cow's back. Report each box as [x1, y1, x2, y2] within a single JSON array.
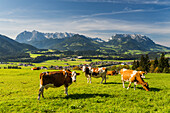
[[122, 70, 134, 81], [40, 72, 66, 87]]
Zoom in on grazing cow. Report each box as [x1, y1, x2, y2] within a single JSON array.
[[38, 70, 78, 100], [106, 70, 117, 76], [84, 67, 107, 83], [120, 69, 147, 78], [31, 67, 40, 70], [120, 69, 149, 91]]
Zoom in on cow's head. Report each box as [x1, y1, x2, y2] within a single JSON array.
[[71, 71, 77, 82], [139, 71, 147, 78], [143, 82, 149, 91]]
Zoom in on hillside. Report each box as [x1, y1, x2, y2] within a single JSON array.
[[0, 34, 37, 56], [50, 34, 101, 51]]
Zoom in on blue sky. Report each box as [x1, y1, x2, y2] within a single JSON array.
[[0, 0, 170, 46]]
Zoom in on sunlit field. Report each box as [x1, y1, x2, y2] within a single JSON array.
[[0, 68, 169, 113]]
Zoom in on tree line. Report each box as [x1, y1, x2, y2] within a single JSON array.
[[132, 53, 170, 73]]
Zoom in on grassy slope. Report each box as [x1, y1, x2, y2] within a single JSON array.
[[0, 69, 169, 113]]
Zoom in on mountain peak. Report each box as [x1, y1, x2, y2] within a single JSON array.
[[110, 33, 155, 44], [16, 30, 75, 43]]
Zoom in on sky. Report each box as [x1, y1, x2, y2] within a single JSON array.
[[0, 0, 170, 47]]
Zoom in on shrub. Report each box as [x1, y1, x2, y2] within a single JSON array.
[[73, 66, 81, 70], [111, 65, 117, 70], [163, 67, 170, 73], [136, 66, 144, 71], [154, 67, 159, 73], [149, 64, 155, 73]]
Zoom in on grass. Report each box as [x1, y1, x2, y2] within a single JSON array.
[[34, 59, 91, 67], [30, 53, 43, 58], [165, 54, 170, 58], [124, 50, 149, 55], [0, 68, 169, 113]]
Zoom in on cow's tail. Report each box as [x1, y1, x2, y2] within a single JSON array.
[[39, 72, 47, 86], [39, 73, 43, 79]]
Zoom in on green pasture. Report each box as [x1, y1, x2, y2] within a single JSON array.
[[165, 54, 170, 58], [0, 69, 169, 113], [30, 54, 42, 58], [34, 59, 91, 67], [0, 59, 133, 71]]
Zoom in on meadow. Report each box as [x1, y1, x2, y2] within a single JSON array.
[[0, 68, 169, 113]]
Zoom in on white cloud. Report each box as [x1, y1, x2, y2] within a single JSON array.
[[73, 9, 145, 19], [0, 17, 170, 46]]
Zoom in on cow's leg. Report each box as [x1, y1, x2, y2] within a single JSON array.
[[134, 82, 137, 90], [121, 75, 125, 88], [88, 75, 91, 83], [87, 77, 89, 83], [38, 86, 45, 100], [101, 77, 104, 83], [122, 81, 125, 88], [85, 73, 89, 83], [89, 77, 92, 83], [64, 86, 68, 96], [127, 82, 132, 89]]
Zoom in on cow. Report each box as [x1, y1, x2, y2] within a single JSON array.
[[84, 67, 107, 84], [120, 69, 147, 78], [106, 70, 117, 76], [120, 69, 149, 91], [38, 70, 78, 100], [31, 67, 40, 70]]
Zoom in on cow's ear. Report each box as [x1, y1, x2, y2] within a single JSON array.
[[77, 73, 80, 75]]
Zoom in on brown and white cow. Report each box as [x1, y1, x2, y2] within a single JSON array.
[[84, 66, 107, 83], [31, 67, 40, 70], [38, 70, 78, 100], [120, 69, 149, 91], [106, 70, 117, 76]]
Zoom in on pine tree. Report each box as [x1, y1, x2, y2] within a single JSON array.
[[164, 58, 169, 68], [144, 54, 150, 72], [154, 57, 158, 69], [136, 60, 140, 68], [139, 55, 145, 68], [132, 60, 137, 70], [158, 53, 165, 72]]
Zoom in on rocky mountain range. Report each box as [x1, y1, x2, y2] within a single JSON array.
[[16, 30, 75, 43], [15, 30, 170, 52]]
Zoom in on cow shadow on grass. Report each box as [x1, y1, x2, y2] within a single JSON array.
[[143, 78, 150, 79], [50, 93, 114, 99], [65, 93, 114, 99], [102, 82, 122, 84], [137, 87, 162, 92]]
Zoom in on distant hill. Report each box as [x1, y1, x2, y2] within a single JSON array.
[[0, 34, 37, 56], [50, 34, 101, 51], [15, 30, 170, 53]]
